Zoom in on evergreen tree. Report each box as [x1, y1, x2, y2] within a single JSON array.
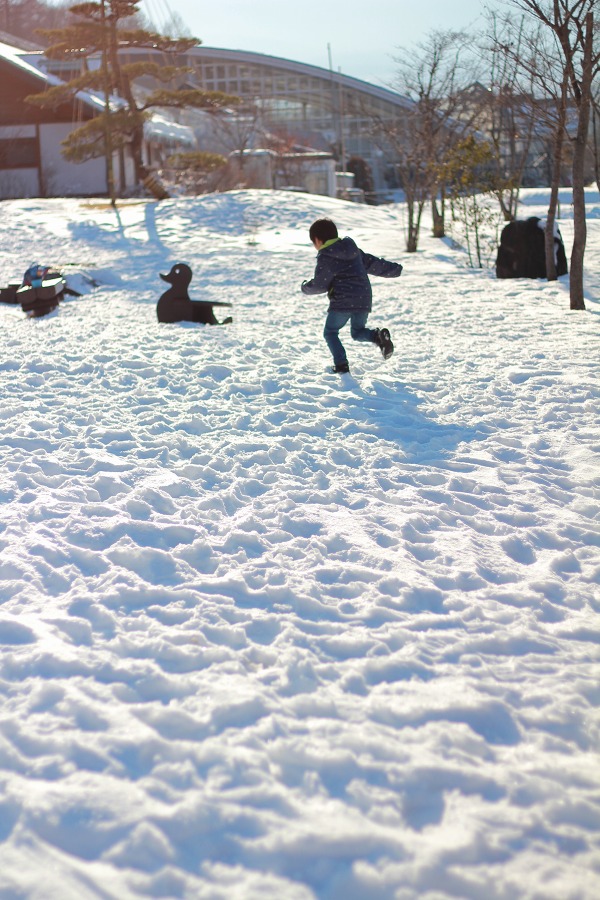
[[24, 1, 237, 194]]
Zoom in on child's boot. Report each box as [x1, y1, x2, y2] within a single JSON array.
[[374, 328, 394, 360]]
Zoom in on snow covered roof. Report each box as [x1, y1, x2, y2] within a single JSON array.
[[0, 39, 55, 85], [144, 113, 196, 145], [0, 39, 195, 146], [0, 39, 105, 114], [0, 29, 43, 51]]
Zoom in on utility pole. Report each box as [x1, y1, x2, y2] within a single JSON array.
[[338, 67, 346, 174], [328, 45, 347, 191]]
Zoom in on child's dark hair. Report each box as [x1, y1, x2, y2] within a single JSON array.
[[309, 218, 338, 244]]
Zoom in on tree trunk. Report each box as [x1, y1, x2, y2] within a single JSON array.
[[569, 13, 593, 311], [406, 199, 425, 252], [431, 190, 445, 238], [545, 76, 568, 281], [496, 188, 518, 221], [107, 9, 146, 186], [593, 104, 600, 190], [406, 197, 418, 252], [406, 229, 418, 253]]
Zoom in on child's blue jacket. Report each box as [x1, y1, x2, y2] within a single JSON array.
[[301, 237, 402, 311]]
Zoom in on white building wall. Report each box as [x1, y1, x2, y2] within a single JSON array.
[[0, 125, 39, 198], [308, 160, 336, 197], [0, 125, 36, 138], [0, 167, 39, 198], [121, 150, 135, 193], [1, 117, 201, 198], [39, 123, 108, 196]]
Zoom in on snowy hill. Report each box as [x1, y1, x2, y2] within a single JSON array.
[[0, 190, 598, 898]]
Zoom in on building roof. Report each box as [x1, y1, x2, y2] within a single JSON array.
[[0, 39, 105, 115], [0, 29, 44, 51], [192, 46, 413, 111], [0, 38, 195, 145]]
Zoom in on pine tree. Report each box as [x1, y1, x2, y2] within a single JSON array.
[[25, 1, 237, 195]]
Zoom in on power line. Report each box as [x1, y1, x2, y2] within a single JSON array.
[[142, 0, 176, 33]]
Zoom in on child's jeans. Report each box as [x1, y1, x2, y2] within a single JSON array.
[[323, 309, 376, 365]]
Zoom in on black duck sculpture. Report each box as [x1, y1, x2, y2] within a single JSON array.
[[157, 263, 232, 325]]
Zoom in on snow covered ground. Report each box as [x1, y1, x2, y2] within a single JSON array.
[[0, 188, 598, 899]]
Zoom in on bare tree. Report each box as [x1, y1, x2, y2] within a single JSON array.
[[489, 11, 571, 278], [0, 0, 73, 42], [403, 30, 483, 248], [209, 102, 266, 162], [513, 0, 599, 310], [544, 70, 571, 280], [367, 30, 480, 252], [482, 13, 545, 222]]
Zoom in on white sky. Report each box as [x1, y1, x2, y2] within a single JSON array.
[[144, 0, 506, 86]]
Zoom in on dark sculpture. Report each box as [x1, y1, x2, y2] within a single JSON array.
[[0, 282, 21, 304], [1, 263, 82, 316], [17, 265, 66, 317], [157, 263, 232, 325], [17, 277, 65, 317], [496, 217, 568, 279]]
